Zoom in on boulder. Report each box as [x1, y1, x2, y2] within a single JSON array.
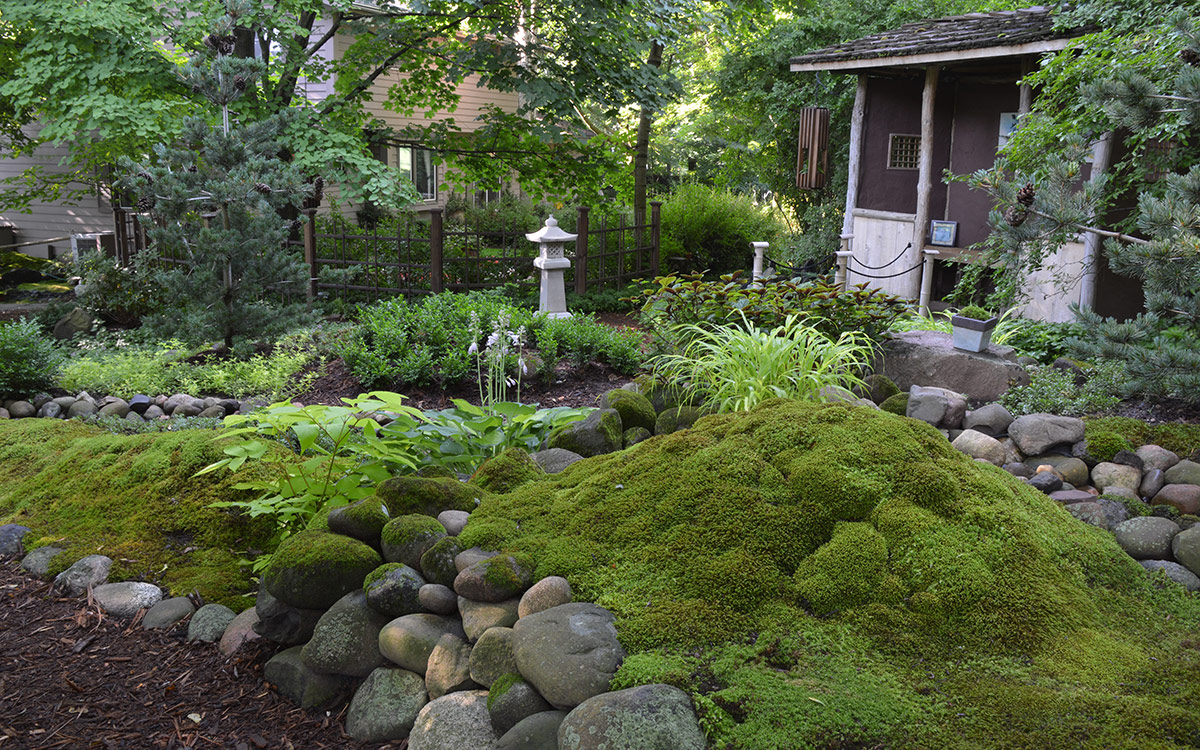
[[471, 448, 546, 494], [219, 607, 262, 657], [261, 530, 382, 610], [1023, 455, 1089, 487], [1091, 462, 1142, 494], [557, 684, 706, 750], [518, 576, 572, 619], [488, 674, 552, 735], [1172, 526, 1200, 577], [419, 584, 459, 616], [302, 590, 390, 677], [549, 408, 623, 456], [67, 400, 98, 418], [188, 604, 236, 642], [328, 497, 391, 546], [128, 394, 151, 415], [653, 406, 705, 436], [0, 524, 31, 558], [408, 690, 498, 750], [1066, 501, 1110, 529], [1096, 497, 1132, 528], [92, 582, 163, 618], [454, 555, 533, 603], [1141, 469, 1166, 500], [254, 585, 323, 646], [469, 627, 518, 688], [880, 330, 1029, 402], [264, 646, 357, 710], [1136, 445, 1180, 473], [52, 306, 93, 340], [52, 554, 112, 597], [1111, 449, 1144, 473], [345, 666, 429, 742], [1007, 414, 1086, 457], [456, 547, 498, 573], [529, 448, 585, 475], [142, 597, 195, 630], [1151, 484, 1200, 516], [962, 403, 1014, 437], [37, 402, 62, 419], [623, 426, 652, 448], [512, 603, 625, 710], [1113, 517, 1181, 560], [1027, 472, 1063, 494], [951, 429, 1005, 466], [364, 563, 428, 618], [378, 614, 468, 675], [97, 399, 130, 419], [375, 476, 485, 518], [20, 546, 64, 578], [7, 401, 35, 418], [425, 633, 479, 699], [858, 373, 900, 405], [382, 515, 447, 569], [437, 510, 471, 536], [497, 711, 568, 750], [1164, 460, 1200, 486], [600, 389, 656, 433], [1139, 560, 1200, 592], [421, 537, 465, 588], [905, 385, 967, 430], [459, 597, 520, 642]]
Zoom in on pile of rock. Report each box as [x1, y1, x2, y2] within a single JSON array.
[[544, 384, 710, 457], [0, 392, 253, 421]]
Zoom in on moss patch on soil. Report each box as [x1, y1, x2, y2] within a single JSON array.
[[459, 400, 1200, 748], [0, 419, 277, 607], [1086, 416, 1200, 458]]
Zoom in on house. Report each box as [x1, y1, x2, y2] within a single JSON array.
[[790, 6, 1139, 322]]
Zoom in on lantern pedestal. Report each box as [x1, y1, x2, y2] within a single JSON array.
[[526, 215, 577, 319]]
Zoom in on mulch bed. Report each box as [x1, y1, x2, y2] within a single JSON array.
[[0, 563, 394, 750]]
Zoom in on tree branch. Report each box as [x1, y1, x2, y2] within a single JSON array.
[[1026, 206, 1151, 245]]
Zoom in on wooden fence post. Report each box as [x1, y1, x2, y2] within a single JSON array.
[[575, 206, 590, 295], [303, 209, 317, 305], [430, 208, 444, 294], [650, 201, 662, 276]]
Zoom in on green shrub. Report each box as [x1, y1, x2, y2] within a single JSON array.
[[72, 250, 163, 326], [0, 318, 62, 398], [1001, 321, 1085, 364], [533, 315, 642, 374], [659, 185, 794, 275], [1000, 362, 1124, 417]]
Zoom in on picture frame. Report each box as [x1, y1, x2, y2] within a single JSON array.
[[929, 219, 958, 247]]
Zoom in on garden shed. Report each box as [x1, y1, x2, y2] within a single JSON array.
[[791, 6, 1140, 322]]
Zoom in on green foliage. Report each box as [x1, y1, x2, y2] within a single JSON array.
[[999, 320, 1085, 364], [957, 305, 990, 321], [658, 184, 794, 275], [999, 362, 1125, 417], [0, 318, 62, 399], [649, 315, 873, 413], [1085, 431, 1133, 463], [1085, 416, 1200, 458], [566, 283, 644, 315], [71, 250, 162, 326], [532, 315, 642, 374]]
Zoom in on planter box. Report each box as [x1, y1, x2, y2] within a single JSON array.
[[951, 315, 998, 353]]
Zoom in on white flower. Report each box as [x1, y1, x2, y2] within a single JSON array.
[[467, 341, 478, 355], [519, 357, 528, 375]]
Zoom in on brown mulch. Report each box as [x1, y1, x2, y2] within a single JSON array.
[[0, 563, 394, 750]]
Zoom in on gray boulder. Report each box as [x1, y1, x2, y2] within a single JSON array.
[[962, 403, 1014, 437], [905, 385, 967, 430], [1096, 497, 1132, 528], [92, 581, 163, 618], [557, 684, 706, 750], [0, 524, 31, 558], [653, 406, 705, 436], [548, 408, 622, 457], [254, 584, 323, 646], [378, 614, 468, 675], [408, 690, 498, 750], [97, 399, 130, 418], [1066, 501, 1110, 529], [518, 576, 572, 619], [67, 400, 98, 418], [37, 401, 62, 419], [489, 675, 553, 735], [1136, 445, 1180, 473], [455, 555, 532, 603], [456, 547, 498, 573], [302, 590, 390, 677], [143, 597, 195, 630], [419, 584, 459, 616], [880, 330, 1029, 402], [1007, 414, 1086, 457], [425, 633, 479, 699], [7, 401, 35, 418], [52, 554, 113, 597], [951, 429, 1005, 466], [497, 711, 568, 750], [460, 597, 520, 642], [20, 546, 64, 578], [1164, 460, 1200, 486], [264, 646, 357, 710], [364, 564, 428, 618], [1172, 526, 1200, 577], [421, 537, 465, 588], [345, 666, 429, 742], [1113, 517, 1182, 560], [469, 627, 518, 688], [1027, 472, 1063, 494], [512, 603, 625, 710], [530, 448, 585, 475], [1091, 462, 1142, 494], [1141, 468, 1166, 500], [438, 510, 471, 536], [1140, 560, 1200, 592], [52, 306, 93, 340], [188, 603, 236, 642]]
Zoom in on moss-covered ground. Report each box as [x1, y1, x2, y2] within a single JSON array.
[[459, 400, 1200, 749], [0, 419, 277, 608]]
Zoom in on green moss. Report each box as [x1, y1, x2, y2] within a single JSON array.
[[0, 419, 278, 607], [601, 388, 657, 432], [795, 522, 888, 615], [860, 374, 901, 404], [486, 672, 525, 711], [653, 405, 705, 435], [879, 392, 909, 416], [328, 497, 390, 545], [1086, 416, 1200, 458], [261, 530, 382, 610], [1086, 430, 1132, 463], [306, 504, 333, 532], [1101, 493, 1150, 518], [380, 514, 446, 567], [362, 562, 408, 591], [469, 447, 545, 494], [375, 475, 484, 517]]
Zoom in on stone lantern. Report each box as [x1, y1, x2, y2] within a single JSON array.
[[526, 215, 575, 319]]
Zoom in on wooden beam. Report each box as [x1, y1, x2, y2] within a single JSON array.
[[1018, 56, 1034, 114], [841, 76, 868, 238], [915, 65, 940, 312], [1078, 132, 1114, 311], [790, 38, 1074, 73]]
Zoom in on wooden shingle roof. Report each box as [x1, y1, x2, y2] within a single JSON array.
[[790, 7, 1088, 72]]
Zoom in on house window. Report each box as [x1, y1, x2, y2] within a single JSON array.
[[393, 146, 437, 201], [475, 180, 503, 206], [887, 134, 921, 170]]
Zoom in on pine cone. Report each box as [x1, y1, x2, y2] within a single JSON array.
[[1004, 205, 1029, 227], [187, 165, 199, 173], [138, 172, 154, 185], [233, 75, 247, 92], [1016, 182, 1036, 207], [253, 182, 272, 196], [136, 196, 155, 213], [1182, 48, 1200, 67]]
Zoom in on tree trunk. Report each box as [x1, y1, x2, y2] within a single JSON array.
[[633, 40, 664, 239]]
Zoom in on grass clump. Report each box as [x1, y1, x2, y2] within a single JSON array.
[[459, 399, 1200, 748]]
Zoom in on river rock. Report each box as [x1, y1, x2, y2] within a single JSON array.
[[328, 497, 391, 546], [437, 510, 471, 536], [518, 576, 572, 619], [97, 399, 130, 418], [52, 554, 112, 597], [264, 646, 357, 710], [454, 555, 532, 603], [548, 408, 622, 457], [20, 546, 64, 578], [8, 400, 35, 418], [0, 524, 30, 558], [1141, 468, 1166, 500], [456, 547, 498, 573], [512, 603, 625, 710], [498, 711, 568, 750], [1173, 526, 1200, 577], [1049, 489, 1094, 505], [1165, 460, 1200, 486], [1007, 414, 1086, 456], [419, 584, 458, 616], [469, 627, 518, 688], [302, 590, 390, 677], [92, 581, 163, 618], [905, 385, 967, 429], [254, 584, 323, 646], [1152, 484, 1200, 516], [1027, 472, 1063, 494], [1113, 517, 1181, 560], [37, 401, 62, 419], [1140, 560, 1200, 592], [951, 429, 1005, 465], [219, 607, 262, 656], [1066, 501, 1109, 529], [489, 675, 552, 735], [1024, 455, 1089, 487], [382, 515, 447, 569], [364, 564, 427, 618], [67, 400, 98, 418], [261, 530, 382, 610], [459, 597, 520, 642], [378, 614, 467, 675], [1136, 445, 1180, 473], [188, 603, 236, 642], [1091, 462, 1142, 493], [408, 690, 498, 750], [425, 633, 478, 699], [962, 403, 1014, 437], [421, 537, 465, 587], [557, 684, 706, 750], [142, 597, 195, 630], [530, 449, 584, 474], [345, 666, 429, 742]]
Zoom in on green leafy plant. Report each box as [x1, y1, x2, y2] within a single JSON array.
[[1000, 361, 1125, 417], [0, 318, 62, 399], [71, 249, 162, 327], [650, 314, 874, 412], [533, 315, 643, 374], [659, 184, 795, 275]]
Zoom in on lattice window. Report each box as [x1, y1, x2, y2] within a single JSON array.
[[888, 134, 921, 170]]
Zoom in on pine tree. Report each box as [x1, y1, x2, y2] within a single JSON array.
[[121, 0, 314, 351]]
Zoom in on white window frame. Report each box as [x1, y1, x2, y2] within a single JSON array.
[[391, 146, 438, 202]]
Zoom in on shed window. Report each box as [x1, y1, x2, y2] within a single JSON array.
[[887, 134, 921, 170]]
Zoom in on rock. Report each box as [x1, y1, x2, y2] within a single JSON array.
[[51, 396, 77, 411], [512, 603, 625, 710], [1111, 449, 1144, 473], [345, 666, 429, 742], [143, 405, 165, 420], [375, 476, 485, 518], [623, 426, 652, 448], [469, 627, 518, 688], [951, 429, 1005, 465], [1141, 468, 1166, 500], [20, 546, 64, 578], [549, 408, 623, 456], [125, 411, 144, 424], [858, 373, 900, 405], [37, 401, 62, 419], [379, 614, 468, 675], [1007, 414, 1086, 456], [92, 581, 163, 618], [600, 389, 656, 433], [419, 584, 458, 616], [97, 399, 130, 418], [1100, 486, 1140, 503], [261, 530, 382, 610], [188, 604, 236, 642], [1139, 560, 1200, 592], [880, 330, 1029, 402], [471, 448, 546, 494], [1173, 526, 1200, 577], [1049, 490, 1094, 505], [408, 690, 497, 750], [1027, 472, 1063, 494], [1136, 445, 1180, 473], [426, 633, 479, 699], [905, 385, 967, 430], [254, 585, 323, 646], [488, 675, 552, 735], [1164, 460, 1200, 486], [382, 515, 447, 569], [52, 554, 113, 597], [530, 448, 585, 475], [1066, 501, 1109, 529], [459, 597, 520, 642], [219, 607, 262, 656], [1091, 462, 1142, 494], [652, 406, 705, 436], [143, 597, 195, 630], [456, 547, 497, 573], [879, 392, 908, 416], [1003, 462, 1033, 479], [197, 405, 225, 419], [0, 524, 31, 558], [7, 400, 35, 418], [128, 394, 151, 414], [1024, 455, 1089, 487], [67, 400, 98, 418], [52, 306, 93, 340], [962, 403, 1015, 438], [1152, 484, 1200, 516], [815, 385, 877, 408], [497, 711, 568, 750], [1095, 497, 1132, 528], [518, 576, 572, 619], [264, 646, 357, 710], [1113, 517, 1182, 560], [438, 510, 471, 536], [557, 684, 706, 750], [365, 563, 428, 618], [455, 555, 533, 603], [328, 497, 391, 546], [302, 590, 390, 677], [421, 537, 465, 587]]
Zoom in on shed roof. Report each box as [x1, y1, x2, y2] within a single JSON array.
[[790, 7, 1088, 72]]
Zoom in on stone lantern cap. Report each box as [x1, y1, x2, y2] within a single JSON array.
[[526, 215, 577, 244]]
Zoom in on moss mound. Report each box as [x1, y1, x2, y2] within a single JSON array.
[[1085, 430, 1133, 463], [601, 388, 657, 432], [0, 419, 277, 606], [375, 475, 485, 517], [261, 530, 382, 610], [464, 399, 1200, 748], [380, 514, 446, 568], [470, 447, 545, 494]]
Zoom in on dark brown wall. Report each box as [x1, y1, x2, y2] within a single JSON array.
[[944, 81, 1019, 249]]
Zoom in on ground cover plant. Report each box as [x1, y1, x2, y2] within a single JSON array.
[[1000, 361, 1126, 417], [456, 399, 1200, 748]]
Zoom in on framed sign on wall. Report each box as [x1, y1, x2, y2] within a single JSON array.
[[930, 220, 958, 247]]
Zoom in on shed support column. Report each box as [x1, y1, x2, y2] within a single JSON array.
[[1079, 132, 1114, 312], [914, 65, 940, 314], [841, 76, 868, 240]]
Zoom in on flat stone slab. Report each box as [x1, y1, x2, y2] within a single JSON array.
[[880, 330, 1029, 402]]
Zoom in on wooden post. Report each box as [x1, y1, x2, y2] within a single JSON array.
[[1018, 57, 1034, 115], [1078, 132, 1114, 311], [841, 76, 868, 239], [914, 65, 940, 313], [575, 206, 590, 295], [302, 209, 317, 304], [430, 208, 444, 294], [650, 201, 662, 275]]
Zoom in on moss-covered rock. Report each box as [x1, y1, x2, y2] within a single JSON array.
[[623, 426, 652, 448], [600, 389, 656, 432], [380, 515, 446, 568], [328, 497, 390, 546], [652, 406, 705, 436], [421, 536, 465, 587], [1086, 431, 1133, 463], [470, 448, 545, 494], [548, 409, 623, 457], [455, 399, 1200, 749], [879, 392, 909, 416], [375, 476, 485, 518], [262, 531, 383, 610], [859, 374, 901, 405]]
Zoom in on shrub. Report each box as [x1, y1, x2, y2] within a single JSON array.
[[659, 185, 794, 275], [72, 250, 162, 326], [1000, 361, 1125, 417], [0, 318, 62, 398], [534, 315, 643, 374]]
